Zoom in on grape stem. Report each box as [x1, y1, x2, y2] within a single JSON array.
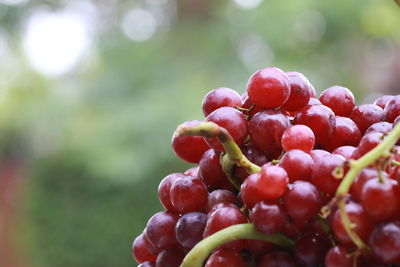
[[175, 122, 261, 190], [334, 123, 400, 250], [392, 160, 400, 167], [179, 223, 294, 267]]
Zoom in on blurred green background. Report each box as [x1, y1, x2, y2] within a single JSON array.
[[0, 0, 398, 266]]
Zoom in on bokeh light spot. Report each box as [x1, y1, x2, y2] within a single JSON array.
[[233, 0, 263, 10], [22, 10, 90, 77], [121, 8, 157, 42]]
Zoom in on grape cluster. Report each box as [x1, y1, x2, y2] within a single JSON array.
[[132, 66, 400, 267]]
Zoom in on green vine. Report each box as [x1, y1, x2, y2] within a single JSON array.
[[175, 122, 261, 190], [180, 223, 294, 267]]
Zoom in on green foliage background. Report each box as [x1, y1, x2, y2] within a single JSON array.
[[0, 0, 397, 266]]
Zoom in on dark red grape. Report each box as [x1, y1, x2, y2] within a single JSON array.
[[249, 109, 291, 151], [282, 71, 311, 112], [294, 232, 331, 267], [251, 202, 288, 235], [175, 212, 207, 248]]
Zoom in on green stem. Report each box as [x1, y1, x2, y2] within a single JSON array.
[[180, 223, 294, 267], [335, 123, 400, 249], [175, 122, 261, 190], [392, 160, 400, 167]]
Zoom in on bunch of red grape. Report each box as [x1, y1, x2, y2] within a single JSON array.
[[132, 67, 400, 267]]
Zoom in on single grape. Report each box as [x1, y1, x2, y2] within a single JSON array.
[[175, 212, 207, 248], [281, 125, 315, 153], [249, 109, 291, 151], [294, 232, 331, 267], [350, 104, 384, 133], [170, 176, 208, 214], [319, 85, 355, 116], [133, 233, 158, 263], [251, 202, 288, 235], [283, 181, 322, 225], [282, 71, 311, 112], [361, 176, 400, 222], [257, 165, 289, 200], [247, 67, 290, 108], [384, 95, 400, 123], [198, 149, 229, 190], [322, 116, 361, 152], [145, 211, 180, 249], [369, 221, 400, 264], [202, 87, 242, 117]]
